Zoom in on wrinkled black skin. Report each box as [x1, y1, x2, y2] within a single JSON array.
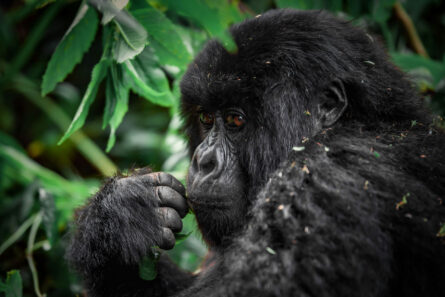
[[68, 9, 445, 297]]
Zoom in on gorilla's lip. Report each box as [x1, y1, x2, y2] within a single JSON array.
[[187, 194, 234, 209]]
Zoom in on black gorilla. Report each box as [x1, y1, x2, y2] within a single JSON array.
[[68, 9, 445, 297]]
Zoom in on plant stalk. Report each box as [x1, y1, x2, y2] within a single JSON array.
[[11, 73, 118, 176]]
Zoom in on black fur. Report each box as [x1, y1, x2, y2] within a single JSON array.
[[68, 9, 445, 297]]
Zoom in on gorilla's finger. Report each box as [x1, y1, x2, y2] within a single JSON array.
[[158, 173, 186, 197], [156, 207, 183, 233], [159, 227, 175, 250], [140, 172, 186, 196], [157, 186, 188, 218]]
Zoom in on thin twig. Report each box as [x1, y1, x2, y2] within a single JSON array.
[[393, 1, 429, 58], [0, 213, 37, 256], [26, 212, 46, 297]]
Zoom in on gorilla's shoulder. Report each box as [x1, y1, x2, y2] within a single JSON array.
[[281, 125, 443, 197], [214, 126, 445, 297], [255, 124, 445, 240]]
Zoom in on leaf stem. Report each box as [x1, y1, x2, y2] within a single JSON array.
[[8, 0, 47, 23], [1, 0, 64, 86], [26, 212, 45, 297], [0, 213, 37, 256]]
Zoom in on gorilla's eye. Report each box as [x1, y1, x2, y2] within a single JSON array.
[[199, 112, 215, 126], [225, 113, 246, 129]]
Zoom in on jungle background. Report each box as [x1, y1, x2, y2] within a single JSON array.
[[0, 0, 444, 296]]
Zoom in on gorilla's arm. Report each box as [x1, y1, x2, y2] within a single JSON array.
[[67, 172, 194, 297]]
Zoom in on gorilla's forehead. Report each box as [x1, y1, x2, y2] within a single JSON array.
[[180, 65, 260, 110], [180, 9, 350, 110]]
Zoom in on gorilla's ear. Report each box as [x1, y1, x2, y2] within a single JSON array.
[[318, 80, 348, 127]]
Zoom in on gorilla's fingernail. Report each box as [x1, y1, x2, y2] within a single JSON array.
[[160, 227, 175, 250]]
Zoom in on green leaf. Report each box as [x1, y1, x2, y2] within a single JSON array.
[[41, 3, 99, 96], [275, 0, 312, 10], [123, 49, 174, 107], [38, 189, 57, 246], [148, 37, 186, 72], [174, 25, 208, 58], [104, 63, 130, 152], [174, 231, 192, 244], [131, 5, 192, 67], [372, 0, 396, 24], [139, 249, 160, 281], [391, 53, 445, 87], [161, 0, 241, 52], [58, 58, 110, 145], [103, 75, 116, 130], [88, 0, 147, 63], [0, 270, 23, 297], [0, 143, 99, 225], [113, 18, 147, 63]]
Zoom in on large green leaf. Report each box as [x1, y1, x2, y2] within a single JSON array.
[[139, 249, 160, 281], [88, 0, 147, 63], [58, 57, 110, 145], [275, 0, 319, 10], [160, 0, 241, 52], [132, 5, 192, 68], [113, 17, 147, 63], [124, 49, 174, 107], [391, 53, 445, 86], [41, 3, 98, 96], [0, 270, 22, 297], [0, 143, 98, 225], [148, 37, 187, 73], [104, 63, 130, 152]]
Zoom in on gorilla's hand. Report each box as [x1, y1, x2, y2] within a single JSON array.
[[113, 172, 188, 251], [70, 171, 189, 269]]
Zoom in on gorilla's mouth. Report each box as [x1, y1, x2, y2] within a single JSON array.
[[186, 176, 246, 210], [187, 192, 236, 209]]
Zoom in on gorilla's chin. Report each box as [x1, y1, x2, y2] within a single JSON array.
[[186, 172, 247, 208], [187, 190, 243, 209], [190, 198, 248, 247], [186, 175, 247, 245]]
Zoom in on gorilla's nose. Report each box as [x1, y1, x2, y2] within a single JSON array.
[[191, 145, 223, 180]]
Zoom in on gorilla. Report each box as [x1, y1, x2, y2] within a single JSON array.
[[68, 9, 445, 297]]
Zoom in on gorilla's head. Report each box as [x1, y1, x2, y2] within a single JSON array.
[[180, 9, 421, 247]]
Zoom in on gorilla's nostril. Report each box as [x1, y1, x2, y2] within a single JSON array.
[[201, 160, 216, 175]]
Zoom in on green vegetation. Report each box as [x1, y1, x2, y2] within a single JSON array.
[[0, 0, 444, 296]]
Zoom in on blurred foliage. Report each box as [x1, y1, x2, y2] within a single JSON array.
[[0, 0, 444, 296]]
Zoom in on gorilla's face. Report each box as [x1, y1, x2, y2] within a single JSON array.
[[187, 108, 247, 206], [186, 106, 249, 246]]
